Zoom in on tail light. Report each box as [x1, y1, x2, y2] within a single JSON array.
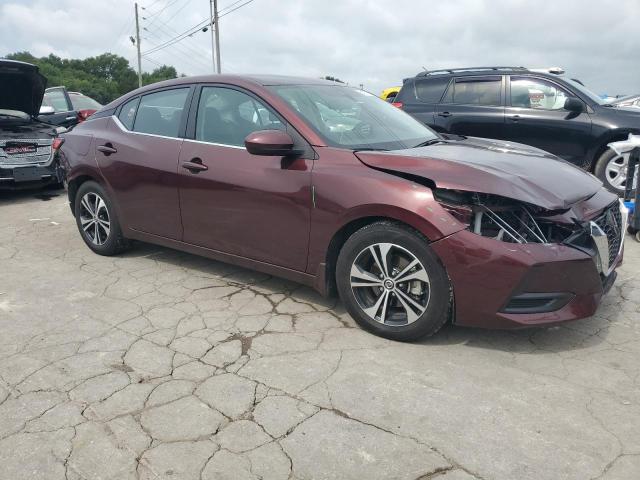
[[52, 137, 64, 151], [391, 102, 403, 108]]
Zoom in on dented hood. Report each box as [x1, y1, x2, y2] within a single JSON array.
[[355, 137, 603, 210]]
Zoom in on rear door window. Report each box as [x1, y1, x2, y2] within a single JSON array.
[[443, 77, 502, 106], [415, 78, 451, 103], [133, 88, 189, 138]]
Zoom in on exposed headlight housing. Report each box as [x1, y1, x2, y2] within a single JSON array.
[[434, 189, 576, 244]]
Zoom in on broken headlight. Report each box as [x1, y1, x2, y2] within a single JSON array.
[[434, 189, 575, 244]]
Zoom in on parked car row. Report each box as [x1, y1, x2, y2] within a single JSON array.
[[386, 66, 640, 194], [0, 59, 630, 340], [58, 73, 627, 340]]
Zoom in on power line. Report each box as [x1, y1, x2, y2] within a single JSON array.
[[143, 28, 211, 72], [141, 19, 209, 55], [144, 15, 208, 60], [140, 0, 255, 56], [145, 0, 191, 29], [142, 55, 164, 67], [141, 0, 164, 10]]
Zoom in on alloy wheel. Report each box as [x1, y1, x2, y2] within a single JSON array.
[[79, 192, 111, 246], [349, 243, 430, 326], [605, 153, 628, 191]]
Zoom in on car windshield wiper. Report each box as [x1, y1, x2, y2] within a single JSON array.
[[353, 147, 389, 152], [412, 138, 445, 148]]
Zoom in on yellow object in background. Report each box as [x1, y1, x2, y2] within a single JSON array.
[[380, 87, 401, 101]]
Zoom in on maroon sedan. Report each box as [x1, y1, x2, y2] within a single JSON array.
[[59, 75, 627, 341]]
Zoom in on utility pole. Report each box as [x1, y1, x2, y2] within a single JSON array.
[[208, 0, 216, 73], [209, 0, 221, 73], [134, 2, 142, 87]]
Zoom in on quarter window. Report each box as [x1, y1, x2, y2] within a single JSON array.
[[133, 88, 189, 138], [195, 87, 284, 147], [510, 77, 570, 110], [415, 78, 450, 103], [118, 97, 139, 130], [444, 77, 502, 106]]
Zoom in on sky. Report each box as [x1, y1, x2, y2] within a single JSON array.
[[0, 0, 639, 97]]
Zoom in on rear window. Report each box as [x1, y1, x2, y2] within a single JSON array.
[[443, 77, 502, 106], [415, 78, 450, 103], [133, 88, 189, 138]]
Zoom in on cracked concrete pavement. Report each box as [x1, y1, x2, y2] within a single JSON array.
[[1, 188, 639, 480]]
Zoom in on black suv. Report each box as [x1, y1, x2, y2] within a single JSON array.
[[394, 66, 640, 194]]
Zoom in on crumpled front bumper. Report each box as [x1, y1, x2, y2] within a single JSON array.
[[431, 228, 623, 329]]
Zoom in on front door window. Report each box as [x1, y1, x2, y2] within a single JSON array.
[[510, 77, 571, 110], [195, 87, 285, 146]]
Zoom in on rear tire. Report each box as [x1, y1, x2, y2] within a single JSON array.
[[74, 181, 129, 256], [336, 222, 451, 341]]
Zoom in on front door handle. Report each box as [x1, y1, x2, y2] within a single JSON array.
[[437, 111, 452, 118], [97, 143, 117, 155], [182, 158, 208, 173], [508, 115, 521, 122]]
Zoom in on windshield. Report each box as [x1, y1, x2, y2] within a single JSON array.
[[566, 79, 609, 105], [269, 84, 438, 150]]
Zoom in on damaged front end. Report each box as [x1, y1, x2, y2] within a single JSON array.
[[433, 188, 628, 278]]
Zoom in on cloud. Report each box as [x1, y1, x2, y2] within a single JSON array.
[[1, 0, 639, 96]]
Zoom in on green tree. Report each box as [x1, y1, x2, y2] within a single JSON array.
[[142, 65, 178, 85], [4, 51, 180, 104]]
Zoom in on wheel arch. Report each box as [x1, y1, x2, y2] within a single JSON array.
[[318, 210, 448, 298], [67, 173, 101, 216], [589, 129, 639, 171]]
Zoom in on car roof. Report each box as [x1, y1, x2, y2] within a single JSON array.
[[101, 74, 348, 112], [135, 74, 340, 90], [411, 66, 564, 80]]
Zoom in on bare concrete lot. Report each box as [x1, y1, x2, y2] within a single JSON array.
[[1, 188, 639, 480]]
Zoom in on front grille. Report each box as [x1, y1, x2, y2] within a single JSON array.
[[594, 202, 623, 267], [0, 139, 53, 165]]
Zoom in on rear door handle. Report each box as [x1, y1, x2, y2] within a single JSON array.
[[509, 115, 521, 122], [97, 143, 117, 155], [437, 111, 452, 118], [182, 158, 208, 173]]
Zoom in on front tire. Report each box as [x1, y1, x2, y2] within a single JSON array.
[[74, 181, 129, 256], [594, 149, 630, 195], [336, 222, 451, 341]]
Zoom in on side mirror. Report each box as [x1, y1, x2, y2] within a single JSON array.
[[564, 98, 584, 113], [245, 130, 299, 156], [39, 105, 55, 115]]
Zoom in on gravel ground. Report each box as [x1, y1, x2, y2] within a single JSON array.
[[1, 187, 639, 480]]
